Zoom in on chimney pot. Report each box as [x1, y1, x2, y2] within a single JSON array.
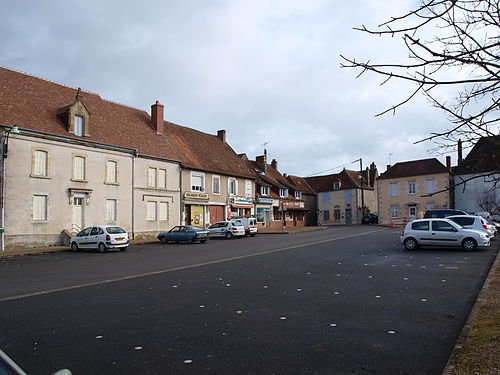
[[457, 139, 463, 164], [446, 156, 451, 170], [271, 159, 278, 170], [217, 129, 226, 143], [256, 155, 267, 173], [151, 101, 164, 134], [386, 164, 391, 171]]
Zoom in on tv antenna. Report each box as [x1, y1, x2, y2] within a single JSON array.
[[261, 141, 270, 156]]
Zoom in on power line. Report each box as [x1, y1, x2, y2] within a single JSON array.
[[306, 159, 360, 177]]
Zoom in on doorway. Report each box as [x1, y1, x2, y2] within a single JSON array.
[[72, 196, 85, 233], [345, 209, 352, 224]]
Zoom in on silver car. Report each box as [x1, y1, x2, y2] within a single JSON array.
[[401, 218, 490, 251], [447, 215, 495, 238], [70, 225, 129, 252], [207, 221, 245, 239]]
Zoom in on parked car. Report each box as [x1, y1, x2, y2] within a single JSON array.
[[231, 217, 258, 236], [474, 211, 492, 220], [361, 213, 378, 224], [484, 218, 499, 235], [207, 221, 245, 239], [0, 349, 71, 375], [423, 209, 468, 218], [70, 225, 129, 252], [447, 215, 495, 238], [157, 226, 209, 244], [401, 218, 490, 251]]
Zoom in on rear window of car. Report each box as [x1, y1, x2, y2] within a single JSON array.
[[449, 217, 474, 226], [411, 221, 429, 231], [106, 226, 126, 234]]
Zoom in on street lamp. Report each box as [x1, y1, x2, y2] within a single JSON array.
[[1, 125, 21, 251]]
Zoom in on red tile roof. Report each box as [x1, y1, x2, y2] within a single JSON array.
[[378, 158, 450, 180], [452, 135, 500, 175], [305, 169, 373, 193], [0, 67, 254, 178], [286, 175, 316, 195]]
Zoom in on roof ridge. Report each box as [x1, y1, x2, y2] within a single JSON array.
[[1, 65, 147, 113]]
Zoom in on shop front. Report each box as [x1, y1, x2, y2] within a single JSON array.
[[183, 192, 209, 227], [281, 200, 308, 227], [255, 197, 273, 227], [228, 197, 254, 219]]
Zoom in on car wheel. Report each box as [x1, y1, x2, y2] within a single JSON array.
[[98, 243, 107, 253], [120, 246, 127, 252], [462, 238, 477, 251], [71, 242, 79, 252], [250, 234, 256, 237], [200, 240, 207, 243], [225, 232, 233, 239], [159, 236, 168, 244], [403, 237, 418, 250]]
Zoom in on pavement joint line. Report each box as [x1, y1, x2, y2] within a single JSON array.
[[0, 227, 388, 303]]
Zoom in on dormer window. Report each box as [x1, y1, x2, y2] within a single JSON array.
[[75, 116, 84, 136], [333, 181, 341, 190], [279, 188, 288, 198], [295, 191, 302, 200], [260, 186, 269, 196], [57, 88, 91, 137]]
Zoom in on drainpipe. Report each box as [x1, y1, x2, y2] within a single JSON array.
[[179, 165, 183, 225], [131, 153, 136, 240], [0, 132, 5, 251]]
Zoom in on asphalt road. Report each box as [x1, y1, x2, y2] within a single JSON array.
[[0, 226, 497, 375]]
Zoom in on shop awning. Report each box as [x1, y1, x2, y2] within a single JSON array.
[[231, 204, 253, 209], [283, 207, 309, 211]]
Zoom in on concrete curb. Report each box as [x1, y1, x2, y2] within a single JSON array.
[[441, 242, 500, 375]]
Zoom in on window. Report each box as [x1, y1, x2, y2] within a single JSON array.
[[33, 150, 48, 176], [408, 180, 416, 195], [409, 205, 417, 217], [73, 156, 86, 180], [323, 210, 330, 221], [245, 180, 252, 197], [333, 181, 341, 190], [295, 191, 302, 200], [158, 169, 166, 188], [212, 175, 220, 195], [425, 178, 436, 194], [260, 186, 270, 196], [148, 167, 157, 188], [411, 221, 429, 231], [147, 201, 157, 221], [33, 195, 47, 221], [74, 115, 84, 136], [334, 209, 341, 220], [191, 172, 205, 192], [228, 178, 237, 195], [390, 182, 399, 197], [106, 199, 117, 221], [279, 188, 288, 198], [426, 202, 435, 211], [106, 160, 117, 184], [159, 202, 168, 221], [432, 220, 455, 231], [390, 205, 399, 218], [449, 217, 474, 226]]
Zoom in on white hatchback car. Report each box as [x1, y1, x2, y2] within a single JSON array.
[[401, 218, 490, 251], [447, 215, 495, 238], [207, 221, 245, 239], [70, 225, 129, 252]]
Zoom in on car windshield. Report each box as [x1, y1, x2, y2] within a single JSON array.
[[106, 226, 126, 234]]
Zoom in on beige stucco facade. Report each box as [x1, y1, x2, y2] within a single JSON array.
[[317, 188, 376, 225], [2, 133, 181, 248], [180, 169, 255, 227], [377, 172, 450, 225]]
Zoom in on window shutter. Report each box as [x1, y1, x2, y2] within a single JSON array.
[[148, 168, 157, 187], [159, 202, 168, 221], [147, 201, 157, 220], [158, 169, 166, 188], [74, 156, 85, 180], [33, 195, 47, 220]]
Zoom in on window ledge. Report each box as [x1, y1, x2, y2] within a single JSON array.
[[30, 174, 51, 180], [70, 179, 88, 183], [104, 182, 120, 186], [32, 220, 48, 223]]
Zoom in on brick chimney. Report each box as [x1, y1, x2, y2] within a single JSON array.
[[457, 139, 463, 164], [217, 129, 226, 143], [446, 155, 451, 171], [256, 155, 267, 173], [151, 101, 164, 134], [386, 164, 391, 171], [271, 159, 278, 170]]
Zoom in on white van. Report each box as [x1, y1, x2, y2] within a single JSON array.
[[231, 217, 258, 237]]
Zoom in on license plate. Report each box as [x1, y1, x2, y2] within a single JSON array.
[[116, 237, 125, 241]]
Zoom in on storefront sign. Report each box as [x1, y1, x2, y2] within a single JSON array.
[[256, 197, 273, 204], [184, 191, 209, 200], [282, 201, 303, 208], [228, 196, 253, 205]]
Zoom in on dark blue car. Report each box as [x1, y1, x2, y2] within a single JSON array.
[[158, 225, 209, 244]]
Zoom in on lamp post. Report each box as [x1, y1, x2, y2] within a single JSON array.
[[1, 126, 21, 251], [359, 158, 365, 224]]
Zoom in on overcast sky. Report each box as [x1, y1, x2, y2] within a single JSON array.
[[1, 0, 460, 177]]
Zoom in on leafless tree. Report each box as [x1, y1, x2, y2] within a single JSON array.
[[475, 190, 498, 212], [341, 0, 499, 156]]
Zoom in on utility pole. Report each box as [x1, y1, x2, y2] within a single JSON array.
[[359, 158, 365, 223]]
